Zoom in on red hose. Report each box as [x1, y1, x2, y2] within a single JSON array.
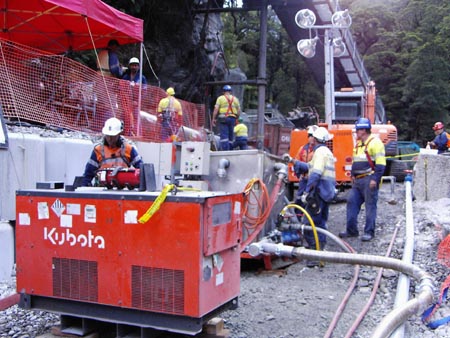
[[344, 224, 400, 338], [324, 242, 359, 338]]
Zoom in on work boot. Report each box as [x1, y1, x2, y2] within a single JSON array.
[[361, 233, 374, 241], [306, 243, 326, 268], [339, 231, 358, 239], [306, 260, 320, 268]]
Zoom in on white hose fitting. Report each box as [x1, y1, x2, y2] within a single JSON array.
[[273, 162, 288, 179]]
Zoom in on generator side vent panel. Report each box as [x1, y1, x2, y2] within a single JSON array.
[[131, 266, 185, 315], [53, 258, 98, 302]]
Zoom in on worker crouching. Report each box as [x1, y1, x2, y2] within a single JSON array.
[[232, 117, 248, 150], [293, 127, 336, 267]]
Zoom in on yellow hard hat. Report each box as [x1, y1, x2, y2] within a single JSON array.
[[166, 87, 175, 96]]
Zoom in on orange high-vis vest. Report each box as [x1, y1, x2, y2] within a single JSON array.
[[94, 143, 133, 169]]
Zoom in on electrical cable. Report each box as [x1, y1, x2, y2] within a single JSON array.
[[142, 46, 160, 88], [240, 177, 278, 250]]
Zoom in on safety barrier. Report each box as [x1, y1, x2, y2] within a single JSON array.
[[0, 38, 206, 141]]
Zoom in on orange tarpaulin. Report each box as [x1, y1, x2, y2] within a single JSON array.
[[0, 0, 143, 53]]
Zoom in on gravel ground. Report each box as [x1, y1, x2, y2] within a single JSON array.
[[1, 176, 450, 337], [220, 183, 450, 338]]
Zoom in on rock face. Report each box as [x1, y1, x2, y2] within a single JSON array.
[[413, 154, 450, 201], [225, 68, 247, 109], [141, 0, 229, 104]]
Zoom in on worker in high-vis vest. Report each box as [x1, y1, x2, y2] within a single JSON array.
[[82, 117, 142, 186], [232, 117, 248, 150], [212, 85, 241, 151], [157, 87, 183, 142], [97, 39, 123, 78], [428, 121, 450, 154], [294, 127, 336, 267], [293, 125, 318, 213], [339, 117, 386, 242]]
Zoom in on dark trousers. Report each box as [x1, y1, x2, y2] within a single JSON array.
[[218, 116, 236, 150], [232, 136, 248, 150], [346, 175, 379, 236], [302, 196, 329, 248]]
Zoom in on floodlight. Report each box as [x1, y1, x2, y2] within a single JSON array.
[[295, 9, 316, 29], [297, 38, 318, 58], [331, 9, 352, 28], [332, 38, 346, 57]]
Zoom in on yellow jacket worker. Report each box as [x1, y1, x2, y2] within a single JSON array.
[[232, 117, 248, 150], [212, 85, 241, 150], [340, 117, 386, 242], [157, 87, 183, 141]]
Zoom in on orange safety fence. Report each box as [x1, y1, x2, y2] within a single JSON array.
[[437, 234, 450, 268], [0, 38, 206, 142]]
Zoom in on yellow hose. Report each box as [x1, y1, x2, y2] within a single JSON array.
[[280, 203, 321, 251], [138, 184, 202, 224], [386, 152, 420, 159], [138, 184, 175, 224]]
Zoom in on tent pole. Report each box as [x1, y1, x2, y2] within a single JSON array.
[[136, 42, 143, 137]]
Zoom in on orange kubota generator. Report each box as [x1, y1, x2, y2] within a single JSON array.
[[287, 81, 397, 193], [16, 187, 243, 336]]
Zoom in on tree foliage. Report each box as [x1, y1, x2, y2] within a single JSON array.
[[346, 0, 450, 143]]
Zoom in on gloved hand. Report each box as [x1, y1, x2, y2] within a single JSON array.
[[293, 160, 308, 179], [300, 192, 308, 204]]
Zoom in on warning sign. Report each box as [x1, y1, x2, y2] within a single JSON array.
[[51, 199, 65, 218]]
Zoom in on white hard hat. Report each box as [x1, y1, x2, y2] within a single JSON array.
[[312, 127, 333, 143], [307, 125, 318, 135], [128, 57, 139, 65], [102, 117, 123, 136]]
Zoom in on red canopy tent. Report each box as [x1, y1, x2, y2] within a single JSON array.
[[0, 0, 143, 53]]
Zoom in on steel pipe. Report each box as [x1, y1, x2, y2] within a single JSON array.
[[247, 242, 435, 338], [386, 175, 417, 338]]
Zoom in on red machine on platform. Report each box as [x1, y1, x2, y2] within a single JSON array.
[[16, 188, 243, 335]]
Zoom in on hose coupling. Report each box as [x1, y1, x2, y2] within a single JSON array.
[[217, 158, 230, 178]]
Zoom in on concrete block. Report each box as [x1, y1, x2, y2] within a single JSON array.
[[0, 221, 14, 282], [0, 133, 46, 220], [413, 154, 450, 201]]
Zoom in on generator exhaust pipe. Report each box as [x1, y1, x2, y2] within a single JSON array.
[[248, 242, 435, 338]]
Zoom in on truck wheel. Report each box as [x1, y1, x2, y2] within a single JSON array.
[[389, 159, 409, 182]]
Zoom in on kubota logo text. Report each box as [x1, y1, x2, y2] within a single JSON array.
[[44, 227, 105, 249]]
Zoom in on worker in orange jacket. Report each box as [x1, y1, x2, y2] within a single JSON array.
[[293, 125, 318, 210], [81, 117, 142, 186]]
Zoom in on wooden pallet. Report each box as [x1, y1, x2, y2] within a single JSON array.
[[38, 318, 230, 338]]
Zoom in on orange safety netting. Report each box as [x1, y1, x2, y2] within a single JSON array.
[[0, 38, 206, 142], [437, 234, 450, 268]]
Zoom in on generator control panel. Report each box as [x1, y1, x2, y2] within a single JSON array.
[[180, 142, 210, 175]]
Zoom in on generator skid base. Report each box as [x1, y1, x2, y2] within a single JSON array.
[[16, 187, 243, 336]]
